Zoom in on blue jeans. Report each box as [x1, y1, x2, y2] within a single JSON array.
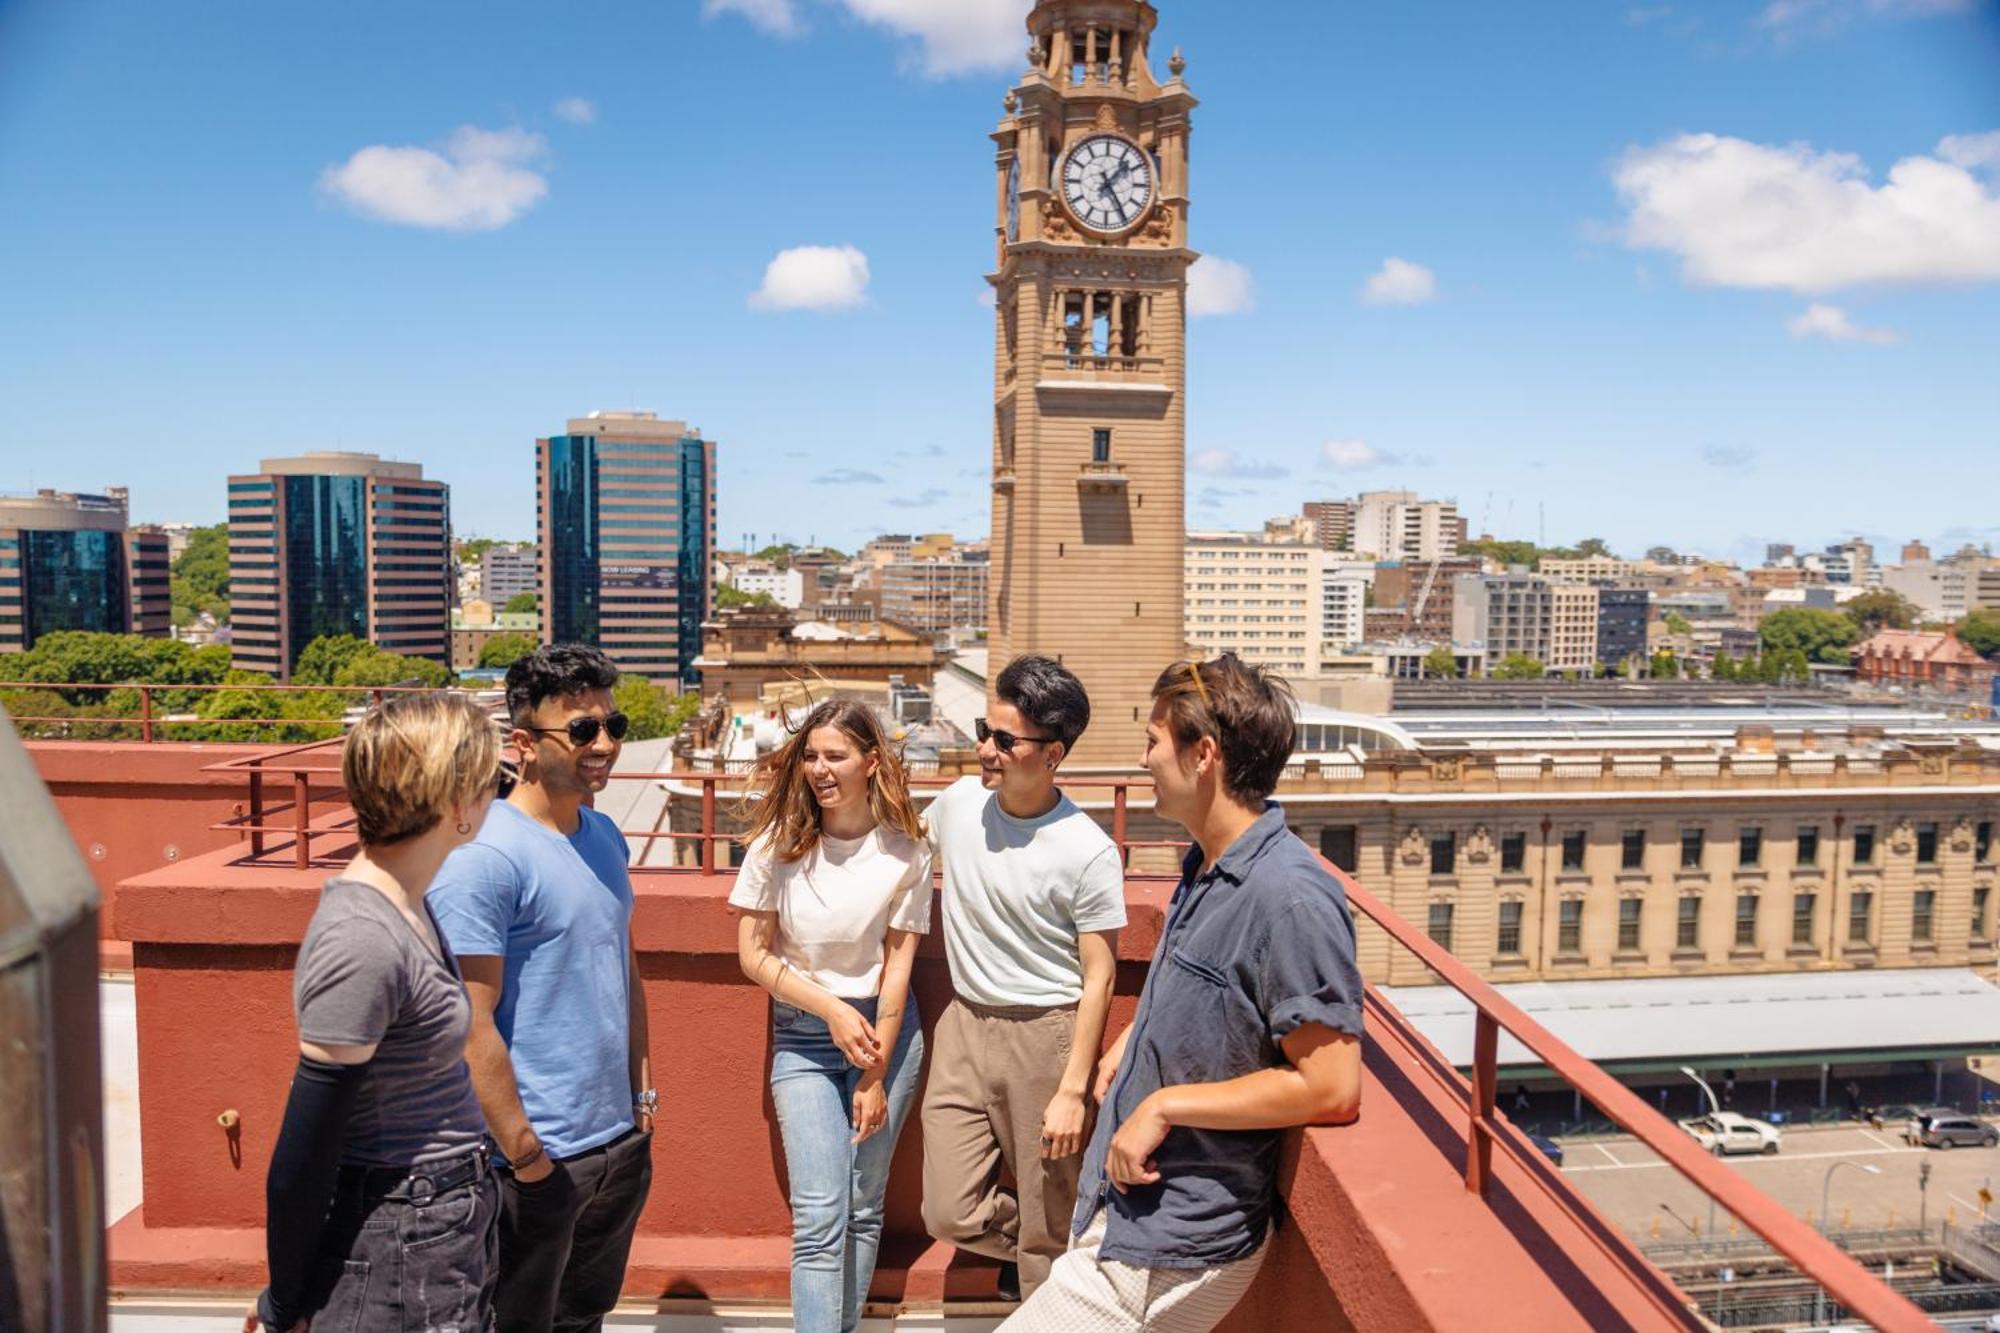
[[770, 996, 925, 1333]]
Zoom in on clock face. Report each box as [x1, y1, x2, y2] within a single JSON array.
[[1059, 134, 1153, 235], [1006, 156, 1021, 242]]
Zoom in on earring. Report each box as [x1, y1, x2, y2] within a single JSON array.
[[455, 819, 472, 835]]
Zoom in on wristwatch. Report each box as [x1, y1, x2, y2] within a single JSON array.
[[634, 1089, 659, 1118]]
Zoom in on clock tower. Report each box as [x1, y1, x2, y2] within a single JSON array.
[[989, 0, 1195, 768]]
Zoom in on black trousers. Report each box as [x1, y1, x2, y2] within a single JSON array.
[[494, 1127, 653, 1333]]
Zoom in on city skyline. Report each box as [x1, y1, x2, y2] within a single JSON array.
[[1, 1, 1996, 560]]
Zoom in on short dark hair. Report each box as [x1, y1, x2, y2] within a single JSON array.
[[994, 654, 1090, 754], [1151, 654, 1296, 804], [506, 643, 619, 726]]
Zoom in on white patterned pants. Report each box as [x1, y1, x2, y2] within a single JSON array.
[[995, 1207, 1268, 1332]]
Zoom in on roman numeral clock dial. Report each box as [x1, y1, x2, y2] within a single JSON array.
[[1059, 133, 1153, 236]]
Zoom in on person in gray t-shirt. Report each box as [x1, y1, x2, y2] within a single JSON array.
[[248, 694, 504, 1333]]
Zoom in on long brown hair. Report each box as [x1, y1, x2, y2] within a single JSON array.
[[743, 698, 926, 862]]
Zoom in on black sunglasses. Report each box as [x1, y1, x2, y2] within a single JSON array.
[[523, 712, 630, 747], [975, 717, 1055, 754]]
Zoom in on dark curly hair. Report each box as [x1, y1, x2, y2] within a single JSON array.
[[994, 654, 1090, 756], [505, 643, 619, 726]]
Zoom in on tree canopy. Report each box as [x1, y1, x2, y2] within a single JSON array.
[[716, 584, 780, 611], [1958, 610, 2000, 659], [1490, 653, 1546, 680], [1421, 645, 1459, 679], [169, 523, 229, 625], [613, 676, 703, 741], [1760, 607, 1860, 664], [1842, 589, 1919, 636], [502, 591, 540, 616], [477, 633, 539, 670]]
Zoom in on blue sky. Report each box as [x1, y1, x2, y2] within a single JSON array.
[[1, 0, 1996, 562]]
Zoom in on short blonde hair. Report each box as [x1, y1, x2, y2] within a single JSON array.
[[343, 692, 501, 846]]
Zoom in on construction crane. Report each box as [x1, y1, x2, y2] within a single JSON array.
[[1408, 556, 1444, 634]]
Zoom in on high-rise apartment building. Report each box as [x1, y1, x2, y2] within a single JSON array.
[[1596, 587, 1652, 670], [1453, 574, 1553, 666], [0, 488, 169, 653], [1186, 532, 1320, 677], [1368, 557, 1482, 642], [227, 453, 452, 679], [1320, 559, 1375, 650], [1302, 500, 1353, 551], [880, 556, 989, 634], [480, 544, 539, 605], [988, 1, 1191, 764], [1550, 583, 1601, 674], [538, 412, 716, 687], [1351, 490, 1461, 562]]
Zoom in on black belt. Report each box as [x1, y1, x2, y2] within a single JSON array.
[[341, 1147, 489, 1204]]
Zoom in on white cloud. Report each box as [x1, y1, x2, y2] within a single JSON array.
[[1323, 440, 1384, 471], [839, 0, 1029, 76], [1614, 131, 2000, 292], [1186, 256, 1256, 317], [1758, 0, 1973, 31], [1359, 257, 1437, 306], [319, 126, 549, 231], [1702, 444, 1757, 470], [1191, 449, 1287, 480], [553, 97, 597, 126], [1785, 302, 1903, 344], [976, 288, 997, 309], [704, 0, 804, 36], [749, 244, 871, 311]]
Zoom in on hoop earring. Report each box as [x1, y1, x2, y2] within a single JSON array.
[[455, 820, 472, 835]]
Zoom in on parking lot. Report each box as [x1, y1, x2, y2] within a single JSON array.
[[1557, 1120, 2000, 1240]]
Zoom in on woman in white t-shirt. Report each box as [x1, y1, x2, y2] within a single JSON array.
[[730, 698, 933, 1333]]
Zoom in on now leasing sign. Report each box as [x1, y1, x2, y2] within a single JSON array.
[[601, 564, 677, 592]]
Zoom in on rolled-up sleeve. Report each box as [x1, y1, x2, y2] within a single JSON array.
[[1257, 890, 1365, 1042]]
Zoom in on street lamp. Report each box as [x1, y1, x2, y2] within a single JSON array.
[[1658, 1202, 1700, 1240], [1815, 1161, 1881, 1326], [1680, 1064, 1722, 1116]]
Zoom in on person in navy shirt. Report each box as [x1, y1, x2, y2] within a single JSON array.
[[430, 644, 655, 1333], [1001, 653, 1364, 1332]]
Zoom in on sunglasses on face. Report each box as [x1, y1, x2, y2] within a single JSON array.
[[975, 717, 1055, 754], [523, 711, 630, 747]]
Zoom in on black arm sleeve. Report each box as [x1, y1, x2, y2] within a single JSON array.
[[257, 1055, 369, 1331]]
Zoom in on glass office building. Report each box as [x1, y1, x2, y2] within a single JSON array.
[[0, 488, 167, 654], [538, 413, 715, 686], [228, 453, 450, 680]]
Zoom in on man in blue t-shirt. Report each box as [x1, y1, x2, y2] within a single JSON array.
[[431, 644, 655, 1333]]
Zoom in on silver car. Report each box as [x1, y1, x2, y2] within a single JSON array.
[[1915, 1112, 1998, 1150]]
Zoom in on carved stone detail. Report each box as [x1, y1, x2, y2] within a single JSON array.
[[1465, 825, 1494, 865], [1950, 819, 1976, 853], [1399, 828, 1428, 867], [1888, 819, 1915, 855], [1094, 103, 1119, 131]]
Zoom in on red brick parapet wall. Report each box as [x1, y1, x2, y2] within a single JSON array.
[[104, 827, 1700, 1329]]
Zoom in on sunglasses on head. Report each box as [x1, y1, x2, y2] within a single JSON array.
[[523, 711, 630, 747], [975, 717, 1055, 754]]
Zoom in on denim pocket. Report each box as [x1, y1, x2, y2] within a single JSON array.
[[399, 1178, 497, 1332], [310, 1259, 371, 1333], [772, 1002, 804, 1031], [402, 1183, 482, 1252]]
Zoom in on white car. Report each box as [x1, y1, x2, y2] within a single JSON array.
[[1679, 1111, 1782, 1156]]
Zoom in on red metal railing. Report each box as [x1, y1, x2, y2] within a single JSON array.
[[0, 680, 454, 742], [198, 746, 1933, 1328]]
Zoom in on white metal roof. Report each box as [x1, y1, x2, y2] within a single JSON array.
[[1378, 967, 2000, 1068]]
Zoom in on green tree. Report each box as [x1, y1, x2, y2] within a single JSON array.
[[1421, 645, 1459, 680], [332, 647, 452, 690], [477, 633, 539, 670], [716, 584, 780, 611], [613, 676, 703, 741], [1760, 607, 1859, 665], [1711, 654, 1738, 681], [502, 592, 539, 616], [1644, 545, 1679, 564], [292, 635, 373, 686], [169, 523, 230, 624], [1575, 537, 1614, 559], [1469, 538, 1540, 568], [1491, 653, 1546, 680], [1664, 611, 1693, 636], [1958, 610, 2000, 659], [1842, 589, 1919, 636], [1650, 650, 1681, 679], [456, 536, 502, 565], [754, 544, 796, 570]]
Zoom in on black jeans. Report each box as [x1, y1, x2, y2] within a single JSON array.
[[312, 1160, 499, 1333], [495, 1128, 653, 1333]]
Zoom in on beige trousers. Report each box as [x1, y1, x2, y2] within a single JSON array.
[[996, 1207, 1268, 1332], [920, 997, 1084, 1295]]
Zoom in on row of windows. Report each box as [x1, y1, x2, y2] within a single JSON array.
[[1434, 885, 1991, 956], [1423, 821, 1994, 878]]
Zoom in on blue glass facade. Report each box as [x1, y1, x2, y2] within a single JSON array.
[[21, 529, 126, 644], [281, 474, 368, 669], [546, 436, 602, 645], [676, 441, 710, 685]]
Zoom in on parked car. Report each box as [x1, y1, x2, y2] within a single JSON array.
[[1679, 1111, 1782, 1156], [1914, 1112, 1998, 1150], [1903, 1105, 1958, 1144]]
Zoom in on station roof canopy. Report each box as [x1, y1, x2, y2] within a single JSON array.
[[1379, 967, 2000, 1072]]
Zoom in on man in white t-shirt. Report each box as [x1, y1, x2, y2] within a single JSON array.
[[920, 654, 1126, 1300]]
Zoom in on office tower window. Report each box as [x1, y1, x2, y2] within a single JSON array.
[[1557, 900, 1582, 955], [1852, 824, 1876, 866], [1848, 891, 1872, 944], [1497, 901, 1523, 955], [1431, 832, 1456, 877], [1792, 894, 1815, 947], [1796, 825, 1819, 868], [1500, 832, 1526, 874], [1561, 831, 1586, 872], [1912, 889, 1935, 943], [1427, 902, 1454, 951], [1091, 428, 1112, 464], [1681, 828, 1705, 870], [21, 529, 126, 642], [1735, 894, 1758, 948], [1677, 897, 1700, 949], [1617, 899, 1641, 951], [1738, 827, 1762, 869], [1320, 825, 1358, 873], [1621, 829, 1645, 871]]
